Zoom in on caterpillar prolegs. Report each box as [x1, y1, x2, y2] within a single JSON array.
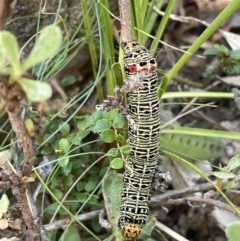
[[96, 41, 170, 240]]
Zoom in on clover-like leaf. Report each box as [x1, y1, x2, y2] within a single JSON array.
[[21, 25, 62, 71], [17, 78, 52, 102], [0, 31, 21, 76], [110, 158, 123, 169]]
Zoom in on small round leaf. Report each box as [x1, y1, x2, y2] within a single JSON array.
[[110, 158, 123, 169], [100, 129, 115, 143], [107, 148, 118, 157]]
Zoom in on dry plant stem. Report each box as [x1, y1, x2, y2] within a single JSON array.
[[162, 196, 235, 214], [0, 79, 41, 240], [0, 80, 34, 177], [45, 210, 101, 231], [5, 168, 40, 241], [8, 107, 34, 177], [151, 182, 213, 202], [155, 221, 190, 241], [118, 0, 133, 42]]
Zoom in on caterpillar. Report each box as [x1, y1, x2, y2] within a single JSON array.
[[96, 41, 165, 240], [117, 41, 161, 240]]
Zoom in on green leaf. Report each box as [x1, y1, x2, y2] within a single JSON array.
[[76, 193, 88, 203], [22, 25, 62, 71], [0, 50, 11, 75], [204, 48, 222, 56], [63, 162, 72, 174], [89, 110, 102, 123], [59, 138, 70, 153], [102, 172, 122, 230], [62, 224, 81, 241], [46, 203, 58, 215], [120, 145, 132, 154], [60, 123, 70, 136], [77, 116, 91, 130], [52, 189, 63, 200], [41, 146, 53, 155], [63, 176, 73, 187], [105, 108, 119, 121], [226, 221, 240, 241], [76, 181, 86, 192], [230, 49, 240, 59], [61, 75, 77, 86], [0, 194, 10, 213], [91, 119, 111, 133], [110, 158, 123, 169], [91, 218, 102, 233], [85, 176, 99, 192], [59, 155, 69, 167], [78, 130, 90, 139], [212, 171, 235, 179], [107, 148, 118, 157], [223, 180, 237, 190], [17, 78, 52, 102], [115, 134, 124, 142], [214, 44, 229, 54], [0, 31, 21, 75], [227, 155, 240, 171], [100, 129, 115, 143], [113, 113, 126, 128]]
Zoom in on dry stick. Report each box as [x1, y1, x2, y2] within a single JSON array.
[[155, 221, 190, 241], [118, 0, 133, 42], [162, 196, 235, 214], [0, 79, 43, 240], [151, 182, 213, 203]]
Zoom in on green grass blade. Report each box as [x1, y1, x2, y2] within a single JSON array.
[[81, 0, 104, 102], [150, 0, 177, 55], [162, 126, 240, 141], [162, 91, 234, 99], [143, 0, 164, 45], [98, 0, 116, 96]]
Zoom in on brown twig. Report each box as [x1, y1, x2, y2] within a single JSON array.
[[0, 79, 35, 177], [0, 77, 44, 240], [118, 0, 133, 42], [150, 182, 236, 214], [1, 150, 40, 240], [161, 196, 235, 214], [151, 182, 213, 203], [44, 210, 101, 231]]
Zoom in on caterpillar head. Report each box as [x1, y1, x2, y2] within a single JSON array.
[[121, 41, 157, 74], [121, 40, 141, 53]]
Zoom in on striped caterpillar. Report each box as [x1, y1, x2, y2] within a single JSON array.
[[96, 41, 169, 240], [118, 41, 161, 240]]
